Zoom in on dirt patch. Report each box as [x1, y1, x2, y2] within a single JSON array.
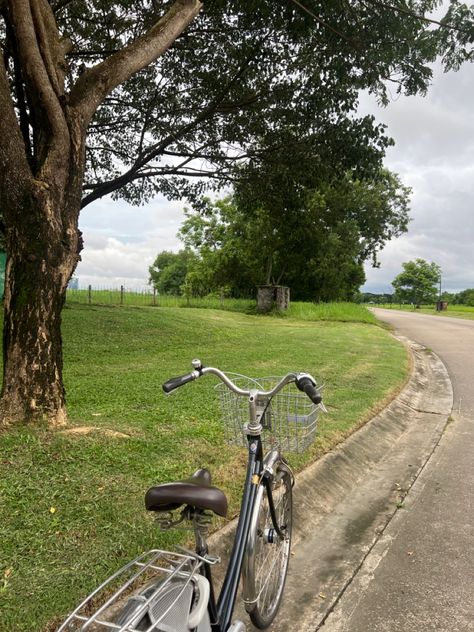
[[60, 426, 130, 439]]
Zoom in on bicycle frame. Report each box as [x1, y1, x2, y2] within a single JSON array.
[[223, 437, 261, 630], [57, 363, 313, 632], [201, 430, 288, 632]]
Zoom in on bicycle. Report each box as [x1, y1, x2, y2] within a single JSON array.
[[58, 359, 324, 632]]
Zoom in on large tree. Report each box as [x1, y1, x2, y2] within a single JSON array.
[[178, 170, 410, 301], [0, 0, 202, 426], [0, 1, 472, 426]]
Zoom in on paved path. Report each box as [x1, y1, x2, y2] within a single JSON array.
[[321, 309, 474, 631]]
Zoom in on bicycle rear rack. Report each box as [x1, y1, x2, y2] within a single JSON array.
[[57, 549, 207, 632]]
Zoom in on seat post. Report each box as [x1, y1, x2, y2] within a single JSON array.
[[193, 509, 220, 628], [193, 509, 211, 556]]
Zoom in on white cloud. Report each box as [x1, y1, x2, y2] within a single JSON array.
[[75, 197, 184, 289], [362, 60, 474, 294]]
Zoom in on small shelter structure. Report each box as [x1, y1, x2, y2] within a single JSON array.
[[256, 285, 290, 313]]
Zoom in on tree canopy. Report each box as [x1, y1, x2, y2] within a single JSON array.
[[3, 0, 469, 209], [156, 169, 410, 301]]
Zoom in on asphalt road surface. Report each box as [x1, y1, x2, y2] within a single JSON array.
[[321, 308, 474, 631]]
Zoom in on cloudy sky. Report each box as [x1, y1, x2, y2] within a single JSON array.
[[76, 59, 474, 294]]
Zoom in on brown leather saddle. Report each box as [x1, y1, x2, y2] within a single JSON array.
[[145, 468, 228, 518]]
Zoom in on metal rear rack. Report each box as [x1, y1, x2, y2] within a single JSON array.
[[57, 549, 205, 632]]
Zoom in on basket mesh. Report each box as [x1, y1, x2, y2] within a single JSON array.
[[215, 376, 318, 453]]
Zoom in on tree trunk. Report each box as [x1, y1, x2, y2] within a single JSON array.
[[0, 0, 202, 428], [265, 254, 273, 286], [0, 187, 81, 427]]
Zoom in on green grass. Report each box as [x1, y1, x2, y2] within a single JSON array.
[[286, 301, 378, 323], [67, 288, 378, 324], [376, 303, 474, 320], [0, 303, 407, 631]]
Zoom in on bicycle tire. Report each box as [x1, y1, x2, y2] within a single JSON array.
[[242, 465, 293, 629]]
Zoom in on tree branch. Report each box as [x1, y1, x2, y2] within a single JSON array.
[[81, 45, 259, 207], [0, 52, 33, 211], [82, 164, 237, 194], [9, 0, 69, 173], [30, 0, 62, 96], [2, 14, 34, 164], [162, 150, 250, 162], [69, 0, 202, 127], [365, 0, 474, 35], [289, 0, 359, 44]]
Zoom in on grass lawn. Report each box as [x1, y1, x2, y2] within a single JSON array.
[[0, 303, 407, 631]]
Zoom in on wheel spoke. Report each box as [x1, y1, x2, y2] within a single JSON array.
[[244, 469, 293, 628]]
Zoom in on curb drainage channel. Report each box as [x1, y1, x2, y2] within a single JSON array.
[[208, 336, 453, 631]]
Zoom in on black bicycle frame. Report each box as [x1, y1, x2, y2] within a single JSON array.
[[202, 433, 264, 632]]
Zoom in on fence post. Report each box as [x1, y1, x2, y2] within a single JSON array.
[[88, 284, 92, 305], [120, 285, 124, 305], [220, 287, 224, 309], [153, 287, 157, 306]]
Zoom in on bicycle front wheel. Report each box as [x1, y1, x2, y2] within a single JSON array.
[[242, 465, 293, 629]]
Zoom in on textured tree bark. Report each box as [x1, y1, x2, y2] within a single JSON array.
[[1, 256, 69, 427], [0, 184, 82, 427]]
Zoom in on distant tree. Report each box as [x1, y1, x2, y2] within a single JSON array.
[[360, 292, 394, 304], [440, 291, 456, 304], [392, 259, 441, 306], [453, 288, 474, 306], [148, 249, 198, 295]]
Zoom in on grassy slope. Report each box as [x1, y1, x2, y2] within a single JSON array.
[[0, 304, 407, 631]]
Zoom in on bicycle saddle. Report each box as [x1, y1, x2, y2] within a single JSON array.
[[145, 468, 228, 517]]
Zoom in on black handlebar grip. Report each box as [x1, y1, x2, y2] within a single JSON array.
[[303, 382, 322, 405], [296, 376, 322, 405], [162, 372, 196, 394]]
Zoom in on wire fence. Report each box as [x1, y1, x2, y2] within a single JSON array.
[[65, 286, 254, 312]]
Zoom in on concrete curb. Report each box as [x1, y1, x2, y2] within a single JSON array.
[[293, 335, 452, 542], [284, 337, 452, 631], [209, 335, 453, 630]]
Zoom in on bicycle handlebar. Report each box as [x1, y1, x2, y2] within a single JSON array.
[[162, 371, 198, 393], [162, 360, 323, 405], [295, 375, 322, 405]]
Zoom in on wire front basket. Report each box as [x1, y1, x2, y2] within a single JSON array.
[[57, 549, 206, 632], [216, 376, 319, 453]]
